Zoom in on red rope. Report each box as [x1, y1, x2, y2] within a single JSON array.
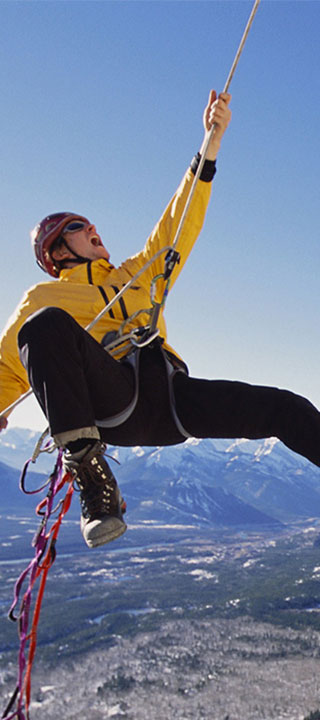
[[24, 478, 74, 715], [2, 460, 74, 720]]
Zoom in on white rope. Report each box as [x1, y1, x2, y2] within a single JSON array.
[[85, 245, 171, 332], [1, 388, 33, 416], [170, 0, 261, 255], [0, 0, 260, 421]]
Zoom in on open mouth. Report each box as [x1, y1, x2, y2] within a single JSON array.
[[90, 235, 102, 247]]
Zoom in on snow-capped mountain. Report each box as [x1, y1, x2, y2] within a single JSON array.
[[1, 429, 320, 526]]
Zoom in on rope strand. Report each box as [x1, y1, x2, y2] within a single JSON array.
[[2, 454, 74, 720]]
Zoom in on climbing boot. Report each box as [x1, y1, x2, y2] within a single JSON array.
[[63, 441, 127, 548]]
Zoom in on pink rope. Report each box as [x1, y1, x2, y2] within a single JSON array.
[[2, 451, 74, 720]]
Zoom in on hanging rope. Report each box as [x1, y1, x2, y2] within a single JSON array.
[[2, 450, 74, 720]]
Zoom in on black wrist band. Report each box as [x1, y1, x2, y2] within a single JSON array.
[[190, 152, 216, 182]]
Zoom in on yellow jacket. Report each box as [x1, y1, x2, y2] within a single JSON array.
[[0, 168, 212, 415]]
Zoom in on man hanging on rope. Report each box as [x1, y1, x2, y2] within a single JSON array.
[[1, 89, 320, 551]]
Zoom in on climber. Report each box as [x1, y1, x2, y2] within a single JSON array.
[[1, 89, 320, 551]]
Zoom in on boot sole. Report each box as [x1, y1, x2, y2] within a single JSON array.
[[81, 517, 127, 549]]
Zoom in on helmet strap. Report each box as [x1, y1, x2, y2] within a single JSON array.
[[52, 238, 92, 274]]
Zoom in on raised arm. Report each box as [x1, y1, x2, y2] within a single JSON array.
[[124, 90, 231, 294]]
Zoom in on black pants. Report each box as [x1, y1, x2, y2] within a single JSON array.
[[18, 307, 320, 467]]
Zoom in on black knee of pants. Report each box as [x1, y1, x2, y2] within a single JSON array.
[[18, 307, 135, 437]]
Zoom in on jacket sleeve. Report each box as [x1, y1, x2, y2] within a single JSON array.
[[122, 167, 212, 302], [0, 291, 38, 416]]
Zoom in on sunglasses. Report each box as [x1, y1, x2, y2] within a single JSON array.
[[62, 220, 89, 234]]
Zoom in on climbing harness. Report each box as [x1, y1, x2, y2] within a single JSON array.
[[2, 438, 74, 720]]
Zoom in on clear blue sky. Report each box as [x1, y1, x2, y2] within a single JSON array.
[[0, 0, 319, 431]]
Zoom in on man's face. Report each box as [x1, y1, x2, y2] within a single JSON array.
[[62, 222, 110, 262]]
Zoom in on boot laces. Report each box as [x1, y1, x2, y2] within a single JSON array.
[[75, 451, 119, 519]]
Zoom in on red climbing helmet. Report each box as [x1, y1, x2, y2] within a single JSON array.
[[31, 212, 90, 277]]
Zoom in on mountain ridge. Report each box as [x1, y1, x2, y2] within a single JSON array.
[[0, 428, 319, 527]]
